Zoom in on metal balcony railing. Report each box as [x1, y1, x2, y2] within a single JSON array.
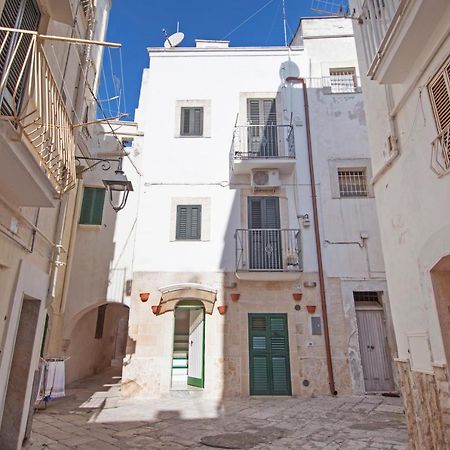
[[231, 124, 295, 160], [0, 27, 76, 195], [235, 229, 302, 272], [431, 124, 450, 177], [358, 0, 403, 77]]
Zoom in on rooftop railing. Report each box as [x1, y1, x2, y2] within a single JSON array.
[[0, 27, 76, 195]]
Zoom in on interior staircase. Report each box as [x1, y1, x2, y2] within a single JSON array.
[[171, 333, 189, 389]]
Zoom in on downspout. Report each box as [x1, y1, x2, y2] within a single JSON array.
[[286, 76, 337, 396]]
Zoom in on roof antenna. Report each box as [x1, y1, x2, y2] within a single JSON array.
[[282, 0, 288, 47]]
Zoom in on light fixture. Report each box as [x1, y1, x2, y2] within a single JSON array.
[[75, 155, 133, 212], [102, 157, 133, 212]]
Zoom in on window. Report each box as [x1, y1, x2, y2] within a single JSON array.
[[338, 169, 368, 197], [329, 67, 357, 93], [79, 187, 105, 225], [353, 291, 381, 307], [176, 205, 202, 240], [180, 107, 203, 136], [94, 305, 107, 339]]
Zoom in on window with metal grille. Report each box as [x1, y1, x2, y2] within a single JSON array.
[[180, 107, 203, 136], [79, 187, 105, 225], [176, 205, 202, 240], [329, 67, 357, 93], [338, 169, 368, 197], [353, 291, 381, 304]]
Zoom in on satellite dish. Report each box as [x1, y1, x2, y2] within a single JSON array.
[[164, 31, 184, 48]]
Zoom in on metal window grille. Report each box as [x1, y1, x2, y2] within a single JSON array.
[[329, 68, 357, 93], [338, 169, 368, 197], [353, 291, 380, 303]]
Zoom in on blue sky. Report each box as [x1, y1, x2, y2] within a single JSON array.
[[101, 1, 320, 120]]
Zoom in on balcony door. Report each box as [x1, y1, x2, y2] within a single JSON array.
[[247, 99, 277, 157], [0, 0, 40, 116], [248, 197, 282, 270]]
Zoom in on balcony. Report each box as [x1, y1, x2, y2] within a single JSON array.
[[230, 124, 296, 176], [358, 0, 448, 82], [235, 229, 302, 280], [431, 124, 450, 177], [0, 27, 76, 205]]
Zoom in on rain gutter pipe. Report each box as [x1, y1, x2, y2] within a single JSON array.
[[286, 76, 337, 396]]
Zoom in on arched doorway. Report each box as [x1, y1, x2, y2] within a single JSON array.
[[430, 256, 450, 369], [172, 300, 205, 390]]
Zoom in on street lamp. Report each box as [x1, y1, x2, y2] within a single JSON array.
[[102, 157, 133, 212], [75, 156, 133, 212]]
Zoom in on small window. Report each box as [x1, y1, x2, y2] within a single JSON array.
[[94, 305, 107, 339], [180, 107, 203, 136], [176, 205, 202, 240], [353, 291, 382, 307], [329, 67, 357, 93], [338, 169, 368, 197], [79, 187, 105, 225]]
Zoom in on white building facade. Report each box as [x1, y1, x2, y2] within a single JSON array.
[[349, 0, 450, 448], [121, 17, 395, 400]]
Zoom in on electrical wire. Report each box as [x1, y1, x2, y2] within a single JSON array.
[[221, 0, 276, 40], [119, 48, 127, 115]]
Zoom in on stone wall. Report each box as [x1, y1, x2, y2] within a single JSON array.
[[397, 360, 450, 449]]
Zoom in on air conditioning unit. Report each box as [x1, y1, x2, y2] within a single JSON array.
[[251, 169, 280, 189]]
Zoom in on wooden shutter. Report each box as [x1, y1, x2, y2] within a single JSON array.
[[0, 0, 40, 115], [249, 314, 291, 395], [176, 205, 201, 240], [180, 107, 203, 136], [429, 60, 450, 133], [248, 197, 280, 229], [79, 187, 105, 225], [247, 99, 276, 125]]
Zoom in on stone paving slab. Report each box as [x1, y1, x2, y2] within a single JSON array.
[[24, 369, 408, 449]]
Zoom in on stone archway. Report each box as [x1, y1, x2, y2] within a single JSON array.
[[65, 302, 129, 384]]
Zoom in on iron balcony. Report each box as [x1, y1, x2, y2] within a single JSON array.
[[235, 228, 303, 272]]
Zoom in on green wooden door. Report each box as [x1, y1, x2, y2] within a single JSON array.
[[248, 314, 291, 395]]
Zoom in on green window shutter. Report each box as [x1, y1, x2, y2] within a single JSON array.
[[180, 107, 204, 136], [176, 205, 201, 240], [79, 187, 105, 225]]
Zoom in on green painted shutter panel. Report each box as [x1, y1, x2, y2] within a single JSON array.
[[181, 108, 190, 135], [176, 205, 201, 240], [80, 187, 105, 225], [193, 108, 203, 135], [249, 314, 291, 396]]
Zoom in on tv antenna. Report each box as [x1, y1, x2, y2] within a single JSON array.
[[310, 0, 353, 17], [163, 22, 184, 48]]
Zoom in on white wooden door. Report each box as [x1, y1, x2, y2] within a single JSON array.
[[356, 309, 394, 392], [187, 308, 204, 388]]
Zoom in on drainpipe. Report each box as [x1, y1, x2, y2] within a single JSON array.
[[286, 76, 337, 396]]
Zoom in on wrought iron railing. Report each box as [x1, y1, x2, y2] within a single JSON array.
[[358, 0, 403, 77], [235, 229, 302, 272], [231, 124, 295, 160], [0, 27, 76, 195], [431, 124, 450, 177]]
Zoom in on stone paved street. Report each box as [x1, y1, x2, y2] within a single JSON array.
[[25, 369, 409, 449]]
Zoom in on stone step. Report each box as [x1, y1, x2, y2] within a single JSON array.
[[172, 367, 188, 376], [172, 358, 188, 368], [173, 351, 188, 359]]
